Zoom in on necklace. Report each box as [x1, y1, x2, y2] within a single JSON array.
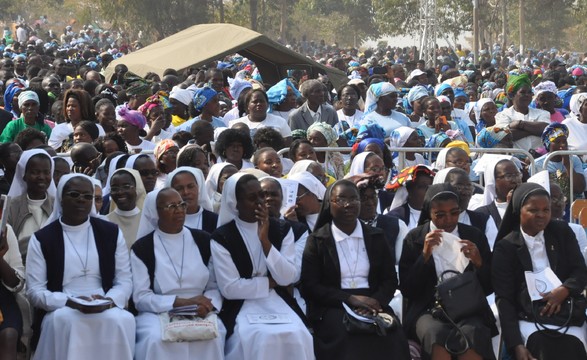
[[157, 232, 186, 287], [338, 237, 361, 288], [64, 226, 90, 277]]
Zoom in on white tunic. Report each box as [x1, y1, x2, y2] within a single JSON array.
[[210, 218, 314, 360], [184, 207, 204, 230], [26, 219, 135, 360], [131, 228, 225, 360]]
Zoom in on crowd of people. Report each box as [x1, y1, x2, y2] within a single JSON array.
[[0, 19, 587, 360]]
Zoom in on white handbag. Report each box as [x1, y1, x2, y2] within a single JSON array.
[[159, 312, 219, 342]]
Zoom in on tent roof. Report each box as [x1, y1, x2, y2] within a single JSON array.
[[104, 23, 347, 88]]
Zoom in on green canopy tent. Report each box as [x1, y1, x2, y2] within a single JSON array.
[[104, 23, 347, 88]]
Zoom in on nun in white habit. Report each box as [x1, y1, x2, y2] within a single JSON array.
[[26, 173, 135, 360], [165, 166, 218, 234], [210, 173, 314, 360], [131, 187, 225, 360], [205, 162, 239, 213], [288, 171, 327, 232]]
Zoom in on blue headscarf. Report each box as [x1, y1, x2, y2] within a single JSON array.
[[541, 123, 569, 151], [364, 82, 397, 114], [192, 86, 218, 112], [355, 138, 386, 154], [425, 132, 451, 162], [454, 88, 469, 102], [435, 83, 452, 97], [357, 123, 386, 140], [266, 78, 300, 107], [403, 85, 429, 114], [4, 81, 23, 113], [476, 126, 510, 148]]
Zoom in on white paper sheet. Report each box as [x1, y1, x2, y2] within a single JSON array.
[[342, 302, 373, 322], [246, 313, 292, 324], [524, 267, 563, 301], [279, 179, 299, 215], [432, 231, 469, 277], [68, 297, 113, 307]]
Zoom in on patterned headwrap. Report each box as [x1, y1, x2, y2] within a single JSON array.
[[266, 78, 300, 107], [4, 81, 24, 112], [138, 91, 170, 117], [505, 74, 532, 95], [385, 164, 435, 191], [541, 123, 568, 151], [126, 80, 151, 96], [307, 122, 338, 147], [291, 129, 307, 140], [364, 82, 398, 114], [352, 138, 386, 154], [192, 86, 218, 112], [154, 139, 178, 160], [533, 80, 557, 98], [116, 105, 146, 129], [356, 123, 386, 140], [389, 126, 416, 148], [475, 126, 510, 148], [406, 85, 429, 106]]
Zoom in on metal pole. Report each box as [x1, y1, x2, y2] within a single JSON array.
[[519, 0, 525, 54], [473, 0, 479, 64]]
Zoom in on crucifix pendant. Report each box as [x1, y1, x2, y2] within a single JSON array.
[[82, 268, 89, 277], [350, 280, 356, 289]]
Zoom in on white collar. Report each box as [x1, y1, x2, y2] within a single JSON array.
[[331, 220, 363, 243], [520, 228, 545, 251], [114, 207, 140, 217]]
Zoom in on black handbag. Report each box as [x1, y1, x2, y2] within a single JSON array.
[[342, 310, 397, 337], [519, 289, 587, 334], [433, 270, 488, 323]]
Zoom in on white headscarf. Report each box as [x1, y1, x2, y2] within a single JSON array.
[[108, 168, 147, 212], [432, 167, 458, 185], [217, 172, 249, 227], [570, 93, 587, 116], [125, 153, 149, 169], [288, 159, 316, 176], [136, 188, 162, 239], [528, 170, 551, 195], [474, 98, 495, 122], [205, 162, 237, 203], [8, 149, 56, 198], [347, 152, 373, 177], [433, 148, 451, 170], [389, 126, 416, 148], [473, 154, 518, 206], [165, 166, 213, 212], [45, 173, 98, 225], [288, 171, 326, 201], [103, 154, 126, 196]]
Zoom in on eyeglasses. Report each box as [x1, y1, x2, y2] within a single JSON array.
[[330, 198, 360, 207], [296, 191, 311, 200], [139, 169, 160, 177], [496, 173, 522, 181], [110, 184, 135, 193], [94, 196, 103, 203], [158, 201, 187, 212], [64, 191, 94, 201]]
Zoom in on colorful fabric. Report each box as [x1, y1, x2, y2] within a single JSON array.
[[291, 129, 307, 139], [125, 80, 151, 96], [116, 105, 146, 129], [475, 126, 510, 148], [266, 78, 300, 106], [364, 82, 398, 114], [406, 85, 429, 106], [445, 140, 470, 155], [4, 81, 24, 112], [356, 123, 386, 141], [137, 92, 170, 117], [192, 86, 218, 112], [425, 132, 450, 148], [352, 138, 386, 154], [541, 123, 569, 151], [505, 74, 532, 95], [154, 139, 178, 160], [307, 122, 338, 147], [385, 164, 435, 191]]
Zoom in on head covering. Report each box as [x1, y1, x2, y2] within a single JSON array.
[[227, 77, 252, 100], [217, 172, 251, 227], [541, 123, 568, 151], [138, 92, 169, 117], [205, 162, 236, 202], [527, 170, 551, 195], [154, 139, 178, 161], [354, 138, 386, 154], [169, 88, 193, 106], [454, 88, 469, 102], [364, 82, 398, 114], [473, 98, 494, 122], [45, 173, 98, 225], [288, 159, 316, 176], [103, 154, 127, 196], [116, 105, 146, 129], [3, 81, 24, 112], [348, 152, 374, 177], [437, 95, 451, 105], [126, 153, 149, 169], [193, 86, 218, 112], [8, 149, 56, 198], [386, 165, 435, 210], [495, 183, 550, 242], [307, 122, 338, 147], [418, 183, 459, 226], [533, 80, 557, 98], [426, 132, 451, 149], [435, 83, 452, 97], [505, 74, 532, 95], [476, 126, 510, 148], [473, 155, 519, 206], [289, 171, 327, 201], [406, 85, 429, 106], [570, 93, 587, 116], [432, 167, 458, 185], [313, 179, 358, 232], [445, 140, 470, 155], [165, 166, 213, 212], [17, 90, 40, 108], [389, 126, 416, 148], [108, 168, 147, 212], [356, 123, 386, 140], [266, 78, 300, 106], [136, 188, 162, 239]]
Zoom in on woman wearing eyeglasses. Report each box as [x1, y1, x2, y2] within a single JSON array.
[[302, 179, 411, 359], [127, 154, 160, 193], [131, 187, 225, 360], [211, 173, 314, 360], [26, 173, 135, 360], [288, 171, 327, 233], [106, 168, 147, 249], [6, 149, 55, 260]]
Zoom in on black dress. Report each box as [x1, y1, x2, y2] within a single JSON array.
[[301, 222, 411, 360], [399, 222, 497, 360]]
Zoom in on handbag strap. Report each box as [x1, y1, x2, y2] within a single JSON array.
[[531, 298, 573, 336], [437, 270, 462, 283], [436, 306, 471, 355]]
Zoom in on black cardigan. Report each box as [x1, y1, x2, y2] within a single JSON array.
[[301, 222, 397, 322], [398, 222, 493, 334], [492, 220, 587, 352]]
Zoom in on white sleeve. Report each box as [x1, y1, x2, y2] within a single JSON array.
[[279, 119, 292, 137], [105, 230, 133, 308], [293, 231, 309, 283], [203, 257, 223, 311], [264, 228, 297, 286], [495, 111, 513, 127], [210, 240, 270, 300], [570, 223, 587, 266], [131, 252, 175, 313], [25, 234, 69, 311]]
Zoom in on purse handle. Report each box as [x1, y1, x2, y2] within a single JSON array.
[[438, 269, 462, 283], [531, 298, 574, 336]]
